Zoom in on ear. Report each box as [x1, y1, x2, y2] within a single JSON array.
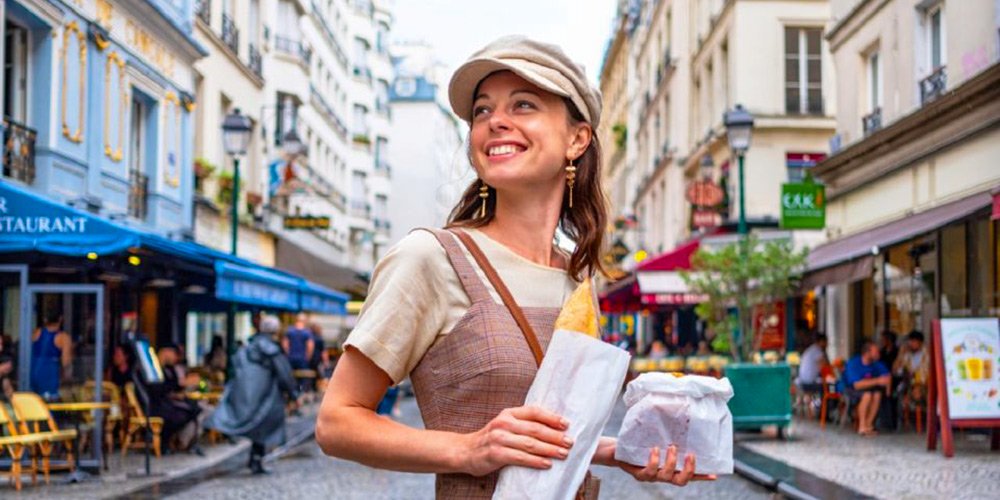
[[566, 123, 593, 161]]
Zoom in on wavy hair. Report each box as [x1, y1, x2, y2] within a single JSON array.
[[446, 97, 609, 281]]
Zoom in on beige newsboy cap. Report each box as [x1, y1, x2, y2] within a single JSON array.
[[448, 36, 602, 129]]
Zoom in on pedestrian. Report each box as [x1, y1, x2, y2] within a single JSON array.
[[308, 323, 325, 372], [281, 313, 314, 371], [206, 314, 299, 474], [316, 36, 703, 498], [30, 312, 73, 400]]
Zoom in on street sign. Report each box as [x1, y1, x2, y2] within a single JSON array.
[[780, 182, 825, 229], [283, 215, 331, 229]]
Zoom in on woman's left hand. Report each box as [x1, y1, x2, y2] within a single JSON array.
[[593, 437, 716, 486]]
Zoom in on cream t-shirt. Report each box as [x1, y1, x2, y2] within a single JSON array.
[[345, 228, 578, 383]]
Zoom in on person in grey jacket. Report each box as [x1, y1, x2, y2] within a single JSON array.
[[206, 314, 299, 474]]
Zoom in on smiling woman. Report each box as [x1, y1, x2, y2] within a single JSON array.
[[316, 36, 705, 499]]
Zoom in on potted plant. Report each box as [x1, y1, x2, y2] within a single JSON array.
[[216, 171, 234, 207], [193, 157, 216, 193], [682, 235, 807, 437], [245, 191, 263, 215]]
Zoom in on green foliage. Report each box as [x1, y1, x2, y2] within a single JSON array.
[[681, 235, 808, 361], [611, 123, 627, 151]]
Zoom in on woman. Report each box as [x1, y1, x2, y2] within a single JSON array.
[[206, 315, 299, 474], [317, 36, 703, 497]]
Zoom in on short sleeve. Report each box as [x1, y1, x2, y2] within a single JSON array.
[[874, 361, 889, 377], [344, 230, 455, 384]]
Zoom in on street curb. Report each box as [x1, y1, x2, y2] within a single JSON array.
[[733, 445, 873, 500]]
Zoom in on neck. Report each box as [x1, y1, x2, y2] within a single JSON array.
[[480, 188, 564, 268]]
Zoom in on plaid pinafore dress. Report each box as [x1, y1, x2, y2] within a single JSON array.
[[409, 228, 561, 498]]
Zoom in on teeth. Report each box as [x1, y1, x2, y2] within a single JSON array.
[[488, 144, 522, 156]]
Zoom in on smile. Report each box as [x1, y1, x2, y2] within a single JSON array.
[[487, 144, 526, 158]]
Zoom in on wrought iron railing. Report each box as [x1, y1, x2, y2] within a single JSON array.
[[862, 107, 882, 136], [2, 117, 36, 184], [274, 36, 312, 66], [248, 43, 262, 77], [221, 13, 239, 54], [920, 66, 947, 105], [195, 0, 211, 25], [128, 169, 148, 220]]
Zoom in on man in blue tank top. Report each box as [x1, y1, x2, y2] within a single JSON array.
[[281, 313, 314, 370], [30, 312, 73, 400]]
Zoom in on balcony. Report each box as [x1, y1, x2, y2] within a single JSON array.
[[221, 13, 239, 55], [374, 218, 391, 234], [920, 66, 947, 105], [2, 118, 37, 184], [352, 65, 372, 84], [274, 35, 312, 66], [248, 43, 262, 78], [349, 199, 371, 219], [195, 0, 211, 25], [374, 161, 391, 178], [128, 169, 148, 220], [862, 107, 882, 136]]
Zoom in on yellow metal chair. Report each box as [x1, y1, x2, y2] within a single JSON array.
[[122, 383, 163, 458], [82, 381, 123, 455], [9, 393, 78, 483], [0, 403, 40, 490]]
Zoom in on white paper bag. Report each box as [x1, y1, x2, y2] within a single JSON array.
[[493, 329, 631, 500], [614, 373, 734, 475]]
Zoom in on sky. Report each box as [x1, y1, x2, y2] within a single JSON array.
[[389, 0, 619, 85]]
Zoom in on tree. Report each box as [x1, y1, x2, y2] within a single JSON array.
[[681, 235, 808, 361]]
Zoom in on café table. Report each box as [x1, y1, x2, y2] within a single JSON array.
[[47, 401, 113, 482]]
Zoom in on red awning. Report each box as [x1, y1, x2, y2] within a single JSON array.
[[637, 239, 700, 271], [599, 275, 641, 313]]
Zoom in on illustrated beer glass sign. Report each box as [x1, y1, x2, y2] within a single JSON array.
[[940, 318, 1000, 419]]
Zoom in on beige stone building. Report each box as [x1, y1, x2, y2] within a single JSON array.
[[809, 0, 1000, 359]]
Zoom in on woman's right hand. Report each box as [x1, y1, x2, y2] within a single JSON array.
[[459, 405, 574, 477]]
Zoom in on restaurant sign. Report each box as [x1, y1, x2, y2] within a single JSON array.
[[283, 215, 331, 230], [0, 196, 90, 234], [780, 182, 825, 229]]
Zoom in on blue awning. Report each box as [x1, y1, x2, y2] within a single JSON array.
[[0, 181, 349, 315], [299, 280, 349, 315], [214, 261, 301, 311]]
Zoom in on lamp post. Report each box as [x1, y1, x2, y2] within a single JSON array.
[[221, 109, 252, 378], [723, 104, 754, 360]]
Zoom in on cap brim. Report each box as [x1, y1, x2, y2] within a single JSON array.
[[448, 58, 571, 123]]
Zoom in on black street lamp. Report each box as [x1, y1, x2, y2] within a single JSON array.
[[221, 108, 252, 378], [723, 104, 754, 236]]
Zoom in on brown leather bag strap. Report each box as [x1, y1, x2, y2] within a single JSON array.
[[450, 229, 545, 367]]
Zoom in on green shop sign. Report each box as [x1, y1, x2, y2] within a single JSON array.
[[780, 182, 825, 229]]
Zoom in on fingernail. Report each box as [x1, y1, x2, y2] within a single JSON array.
[[563, 436, 574, 447], [560, 418, 570, 428], [559, 447, 568, 457], [543, 459, 552, 468]]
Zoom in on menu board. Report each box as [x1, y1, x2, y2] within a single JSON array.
[[940, 318, 1000, 419]]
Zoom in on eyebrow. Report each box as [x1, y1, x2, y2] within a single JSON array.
[[473, 89, 543, 103]]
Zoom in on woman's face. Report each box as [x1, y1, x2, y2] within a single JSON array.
[[468, 71, 590, 194]]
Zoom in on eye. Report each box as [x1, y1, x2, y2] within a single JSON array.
[[514, 100, 536, 110], [472, 105, 491, 118]]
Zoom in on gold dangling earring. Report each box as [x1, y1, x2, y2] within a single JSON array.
[[565, 159, 577, 209], [478, 181, 489, 218]]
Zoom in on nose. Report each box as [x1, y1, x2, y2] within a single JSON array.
[[488, 108, 512, 133]]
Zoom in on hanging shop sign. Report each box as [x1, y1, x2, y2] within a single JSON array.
[[686, 180, 725, 207], [780, 182, 826, 229], [692, 210, 722, 228], [283, 215, 331, 230]]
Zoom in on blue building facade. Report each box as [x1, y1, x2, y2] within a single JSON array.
[[2, 0, 204, 235]]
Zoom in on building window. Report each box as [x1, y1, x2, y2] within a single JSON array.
[[863, 51, 882, 135], [919, 4, 947, 104], [128, 96, 149, 220], [352, 104, 369, 138], [3, 21, 29, 123], [784, 27, 823, 115], [785, 152, 826, 183]]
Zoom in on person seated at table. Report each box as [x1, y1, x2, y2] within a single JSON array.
[[893, 330, 928, 408], [0, 354, 14, 403], [107, 343, 134, 389], [796, 334, 829, 393], [844, 341, 891, 436], [147, 344, 202, 453]]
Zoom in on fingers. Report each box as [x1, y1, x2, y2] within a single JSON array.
[[671, 453, 696, 486], [655, 445, 678, 482], [495, 447, 553, 470], [508, 406, 569, 431], [493, 429, 570, 460], [507, 419, 574, 451]]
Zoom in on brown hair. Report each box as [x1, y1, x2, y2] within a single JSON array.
[[446, 97, 609, 281]]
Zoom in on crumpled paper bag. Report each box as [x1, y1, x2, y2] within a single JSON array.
[[614, 373, 734, 475], [493, 329, 631, 500]]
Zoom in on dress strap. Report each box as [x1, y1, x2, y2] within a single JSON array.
[[414, 228, 492, 304]]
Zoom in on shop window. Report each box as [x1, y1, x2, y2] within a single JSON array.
[[969, 218, 997, 316], [940, 222, 968, 316], [884, 235, 936, 333]]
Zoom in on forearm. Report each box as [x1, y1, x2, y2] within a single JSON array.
[[316, 404, 466, 474]]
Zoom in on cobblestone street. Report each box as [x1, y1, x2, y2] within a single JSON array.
[[156, 396, 773, 499]]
